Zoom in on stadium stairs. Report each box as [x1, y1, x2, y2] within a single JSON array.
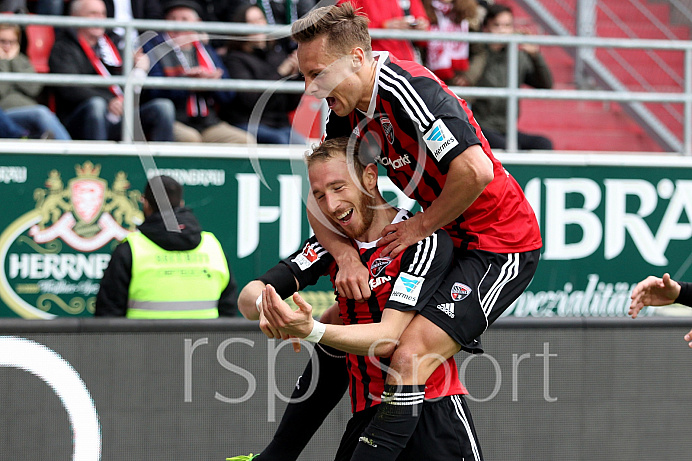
[[503, 0, 690, 152]]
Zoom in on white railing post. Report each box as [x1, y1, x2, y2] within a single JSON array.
[[506, 40, 519, 152], [575, 0, 596, 88], [685, 48, 692, 156], [121, 24, 135, 143]]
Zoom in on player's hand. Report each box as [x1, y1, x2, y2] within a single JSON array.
[[262, 285, 314, 339], [256, 287, 302, 352], [685, 328, 692, 348], [378, 213, 431, 258], [628, 273, 681, 318], [334, 254, 371, 302], [258, 288, 283, 340]]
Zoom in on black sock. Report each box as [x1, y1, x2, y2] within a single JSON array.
[[256, 344, 348, 461], [349, 384, 426, 461]]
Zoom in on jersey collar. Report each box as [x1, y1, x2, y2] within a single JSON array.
[[357, 51, 389, 119], [354, 207, 409, 250]]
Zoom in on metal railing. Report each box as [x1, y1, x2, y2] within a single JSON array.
[[0, 14, 690, 154]]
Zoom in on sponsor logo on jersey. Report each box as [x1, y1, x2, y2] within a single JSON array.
[[423, 119, 459, 162], [377, 153, 411, 170], [0, 161, 143, 318], [451, 282, 472, 302], [437, 302, 455, 318], [370, 256, 392, 277], [369, 275, 391, 290], [391, 273, 424, 306], [380, 116, 395, 144], [292, 242, 320, 271]]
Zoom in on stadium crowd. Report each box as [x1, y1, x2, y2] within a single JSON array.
[[0, 0, 554, 149]]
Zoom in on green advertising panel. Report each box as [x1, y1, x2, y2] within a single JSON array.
[[1, 149, 690, 318]]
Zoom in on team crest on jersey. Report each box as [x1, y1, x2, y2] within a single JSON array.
[[380, 116, 395, 145], [292, 242, 320, 270], [352, 125, 360, 137], [451, 282, 472, 301], [370, 257, 392, 277]]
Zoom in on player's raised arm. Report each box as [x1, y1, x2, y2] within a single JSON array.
[[263, 285, 415, 357], [378, 145, 493, 257]]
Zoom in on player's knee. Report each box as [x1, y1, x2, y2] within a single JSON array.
[[388, 344, 421, 381]]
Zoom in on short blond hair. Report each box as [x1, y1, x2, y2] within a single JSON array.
[[306, 137, 370, 180], [291, 3, 371, 57]]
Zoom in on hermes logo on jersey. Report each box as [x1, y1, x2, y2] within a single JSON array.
[[423, 119, 459, 162], [451, 282, 472, 301], [377, 154, 411, 170], [370, 257, 392, 277], [391, 273, 424, 306]]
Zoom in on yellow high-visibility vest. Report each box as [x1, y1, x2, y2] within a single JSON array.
[[126, 231, 229, 319]]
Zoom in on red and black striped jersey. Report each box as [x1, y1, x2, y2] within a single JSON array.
[[282, 209, 466, 413], [325, 52, 542, 253]]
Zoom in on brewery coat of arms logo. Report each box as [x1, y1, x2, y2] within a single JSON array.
[[0, 162, 144, 318]]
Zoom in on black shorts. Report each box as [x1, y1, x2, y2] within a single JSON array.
[[334, 395, 483, 461], [421, 248, 540, 353]]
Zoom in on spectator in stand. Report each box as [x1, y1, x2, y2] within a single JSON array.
[[250, 0, 316, 54], [0, 106, 28, 138], [95, 175, 238, 318], [0, 24, 71, 140], [220, 4, 305, 145], [48, 0, 175, 141], [422, 0, 477, 85], [337, 0, 429, 63], [0, 0, 25, 13], [460, 3, 553, 150], [170, 0, 245, 23], [143, 0, 255, 144], [104, 0, 164, 51]]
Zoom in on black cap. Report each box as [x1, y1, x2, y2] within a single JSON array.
[[162, 0, 204, 17], [143, 175, 183, 212]]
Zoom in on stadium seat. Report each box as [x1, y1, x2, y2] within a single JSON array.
[[25, 24, 54, 73], [288, 94, 324, 140]]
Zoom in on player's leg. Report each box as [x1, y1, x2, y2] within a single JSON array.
[[253, 344, 348, 461], [349, 315, 460, 460], [333, 406, 378, 461], [350, 249, 538, 461], [400, 395, 483, 461], [424, 248, 540, 350]]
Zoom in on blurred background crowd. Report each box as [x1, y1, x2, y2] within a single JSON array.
[[0, 0, 556, 150]]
